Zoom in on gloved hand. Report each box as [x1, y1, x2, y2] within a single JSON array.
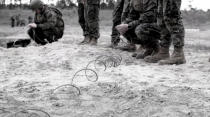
[[28, 23, 37, 28], [116, 24, 129, 35]]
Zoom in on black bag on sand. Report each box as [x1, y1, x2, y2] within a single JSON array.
[[7, 39, 31, 48]]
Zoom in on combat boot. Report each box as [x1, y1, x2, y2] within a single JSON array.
[[108, 37, 120, 48], [79, 36, 90, 45], [132, 45, 145, 57], [144, 46, 170, 63], [89, 37, 98, 46], [136, 48, 153, 59], [136, 43, 159, 59], [118, 43, 136, 52], [159, 47, 186, 65], [108, 42, 119, 49]]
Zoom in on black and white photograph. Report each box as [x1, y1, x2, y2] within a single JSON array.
[[0, 0, 210, 116]]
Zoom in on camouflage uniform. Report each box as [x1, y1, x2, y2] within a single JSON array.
[[124, 0, 160, 47], [10, 16, 15, 27], [28, 16, 33, 24], [15, 14, 21, 26], [78, 0, 87, 36], [144, 0, 186, 64], [111, 0, 130, 45], [78, 0, 100, 40], [157, 0, 185, 48], [28, 6, 64, 45]]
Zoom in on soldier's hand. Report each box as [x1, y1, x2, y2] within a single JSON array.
[[28, 23, 37, 28], [116, 24, 129, 35]]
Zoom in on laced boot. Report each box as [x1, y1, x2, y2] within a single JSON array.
[[159, 46, 186, 65], [89, 37, 98, 46], [144, 46, 170, 63], [79, 36, 90, 45], [132, 45, 145, 57]]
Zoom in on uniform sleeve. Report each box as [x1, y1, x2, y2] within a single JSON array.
[[123, 4, 139, 24], [139, 0, 157, 23], [121, 1, 130, 22], [37, 10, 57, 30], [128, 0, 157, 29]]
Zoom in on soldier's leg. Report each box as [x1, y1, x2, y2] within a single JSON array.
[[78, 3, 87, 36], [159, 0, 186, 65], [28, 28, 47, 45], [46, 28, 64, 43], [118, 28, 140, 52], [144, 23, 171, 63], [86, 1, 100, 45], [144, 0, 171, 63], [43, 30, 58, 43], [110, 0, 125, 47], [135, 23, 160, 59], [78, 3, 90, 44]]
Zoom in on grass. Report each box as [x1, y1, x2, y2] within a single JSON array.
[[1, 8, 210, 51], [0, 9, 113, 26]]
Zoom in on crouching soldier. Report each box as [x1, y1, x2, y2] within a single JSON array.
[[10, 16, 15, 27], [28, 0, 64, 45], [116, 0, 160, 59]]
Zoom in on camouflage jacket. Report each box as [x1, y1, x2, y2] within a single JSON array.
[[78, 0, 100, 5], [126, 0, 157, 29], [35, 5, 64, 31], [77, 0, 82, 3], [121, 0, 131, 22]]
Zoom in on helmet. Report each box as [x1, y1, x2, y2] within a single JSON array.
[[30, 0, 44, 10]]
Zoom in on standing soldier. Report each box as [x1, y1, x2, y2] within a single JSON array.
[[145, 0, 186, 65], [15, 14, 21, 26], [10, 16, 15, 28], [28, 16, 33, 24], [78, 0, 100, 46], [28, 0, 64, 45], [109, 0, 130, 48], [116, 0, 160, 59]]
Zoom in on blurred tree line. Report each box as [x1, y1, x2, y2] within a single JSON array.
[[182, 8, 210, 27], [0, 0, 210, 27], [0, 0, 115, 9]]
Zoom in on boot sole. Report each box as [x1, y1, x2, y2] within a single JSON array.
[[144, 57, 169, 63], [159, 60, 186, 65]]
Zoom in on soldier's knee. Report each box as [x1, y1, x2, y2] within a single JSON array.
[[28, 28, 33, 37], [135, 25, 145, 38]]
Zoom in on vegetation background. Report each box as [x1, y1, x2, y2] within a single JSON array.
[[0, 0, 210, 30]]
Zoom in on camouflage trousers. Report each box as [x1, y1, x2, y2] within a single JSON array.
[[122, 23, 160, 46], [111, 0, 125, 44], [78, 2, 100, 39], [28, 28, 63, 45], [158, 0, 185, 48], [123, 27, 142, 45], [135, 23, 160, 47]]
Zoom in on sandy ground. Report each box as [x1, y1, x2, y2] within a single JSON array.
[[0, 25, 210, 117]]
